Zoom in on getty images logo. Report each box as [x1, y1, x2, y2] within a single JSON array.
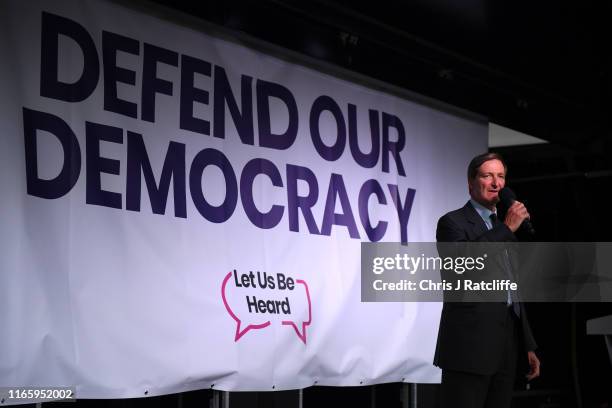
[[371, 253, 488, 275], [221, 269, 312, 343]]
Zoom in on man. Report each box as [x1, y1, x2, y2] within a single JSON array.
[[434, 152, 540, 408]]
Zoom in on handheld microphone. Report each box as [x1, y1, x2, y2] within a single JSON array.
[[499, 187, 535, 235]]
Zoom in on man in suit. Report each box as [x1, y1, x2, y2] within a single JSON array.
[[435, 152, 540, 408]]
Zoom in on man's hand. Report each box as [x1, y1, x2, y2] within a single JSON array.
[[504, 201, 530, 233], [526, 350, 540, 381]]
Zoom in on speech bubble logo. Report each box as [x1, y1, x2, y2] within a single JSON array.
[[221, 270, 312, 343], [221, 271, 271, 341], [281, 279, 312, 344]]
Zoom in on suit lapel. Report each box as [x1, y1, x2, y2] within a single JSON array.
[[462, 201, 489, 239]]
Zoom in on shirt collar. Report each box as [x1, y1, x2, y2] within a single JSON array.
[[470, 198, 497, 225]]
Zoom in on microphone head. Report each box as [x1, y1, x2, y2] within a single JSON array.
[[498, 187, 536, 236], [498, 187, 516, 208]]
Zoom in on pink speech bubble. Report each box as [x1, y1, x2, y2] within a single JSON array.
[[282, 279, 312, 344], [221, 271, 270, 341]]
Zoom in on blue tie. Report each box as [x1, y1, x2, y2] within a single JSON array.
[[489, 212, 499, 228], [490, 213, 521, 317]]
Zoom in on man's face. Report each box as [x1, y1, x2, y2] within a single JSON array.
[[468, 159, 506, 210]]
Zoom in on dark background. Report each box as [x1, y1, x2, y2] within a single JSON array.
[[40, 0, 612, 407]]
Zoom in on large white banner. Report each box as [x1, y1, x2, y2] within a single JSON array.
[[0, 0, 487, 399]]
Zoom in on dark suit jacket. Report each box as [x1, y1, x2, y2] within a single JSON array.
[[433, 201, 537, 375]]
